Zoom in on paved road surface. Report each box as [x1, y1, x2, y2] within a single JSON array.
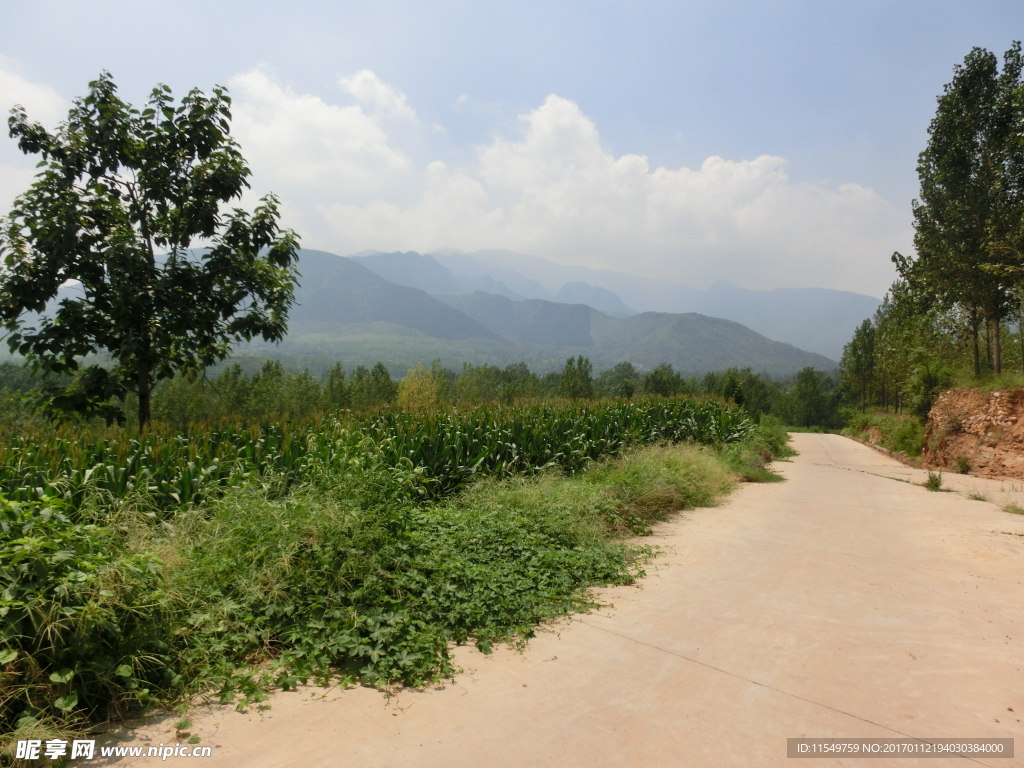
[[102, 434, 1024, 767]]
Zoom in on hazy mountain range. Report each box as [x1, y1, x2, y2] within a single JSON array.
[[30, 249, 852, 377], [239, 250, 837, 376], [350, 249, 880, 361]]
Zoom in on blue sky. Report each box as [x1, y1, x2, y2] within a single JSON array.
[[1, 0, 1022, 296]]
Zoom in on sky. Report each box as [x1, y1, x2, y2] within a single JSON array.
[[0, 0, 1021, 298]]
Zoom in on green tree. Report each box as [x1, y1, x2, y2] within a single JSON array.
[[721, 371, 745, 407], [558, 355, 593, 399], [323, 362, 351, 411], [781, 368, 840, 428], [907, 43, 1024, 375], [595, 361, 639, 399], [350, 362, 397, 408], [839, 319, 876, 410], [0, 72, 299, 429], [642, 363, 682, 397]]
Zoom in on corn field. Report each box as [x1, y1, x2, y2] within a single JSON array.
[[0, 397, 753, 511]]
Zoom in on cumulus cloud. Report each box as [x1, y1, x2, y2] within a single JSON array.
[[229, 68, 411, 200], [308, 94, 908, 295], [0, 59, 64, 125], [0, 63, 909, 295], [0, 60, 65, 213], [339, 70, 417, 121]]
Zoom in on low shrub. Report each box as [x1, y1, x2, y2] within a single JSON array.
[[843, 410, 926, 457], [1, 496, 172, 736]]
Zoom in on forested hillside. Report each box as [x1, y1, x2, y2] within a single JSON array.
[[254, 250, 836, 375]]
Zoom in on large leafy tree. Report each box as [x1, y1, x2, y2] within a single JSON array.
[[0, 72, 299, 429], [908, 43, 1023, 375]]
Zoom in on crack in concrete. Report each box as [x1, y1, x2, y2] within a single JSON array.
[[576, 619, 997, 767]]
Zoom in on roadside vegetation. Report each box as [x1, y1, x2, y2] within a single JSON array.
[[842, 411, 927, 458], [0, 390, 789, 755]]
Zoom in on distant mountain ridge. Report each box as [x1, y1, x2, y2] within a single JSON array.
[[292, 251, 498, 340], [440, 289, 834, 373], [427, 248, 879, 360], [350, 251, 529, 301], [245, 250, 836, 375]]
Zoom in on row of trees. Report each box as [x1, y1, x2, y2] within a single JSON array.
[[0, 356, 842, 429], [840, 43, 1024, 416], [894, 43, 1024, 377]]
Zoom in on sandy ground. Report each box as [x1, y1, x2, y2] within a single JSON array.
[[95, 434, 1024, 767]]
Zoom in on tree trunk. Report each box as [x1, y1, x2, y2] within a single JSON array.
[[985, 319, 992, 371], [994, 315, 1002, 375], [1019, 313, 1024, 374], [138, 370, 152, 432], [972, 318, 981, 377]]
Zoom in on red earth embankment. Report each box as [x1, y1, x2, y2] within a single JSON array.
[[924, 387, 1024, 478]]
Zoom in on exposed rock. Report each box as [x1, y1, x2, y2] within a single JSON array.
[[924, 387, 1024, 478]]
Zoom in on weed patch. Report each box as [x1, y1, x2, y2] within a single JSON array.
[[924, 471, 944, 491]]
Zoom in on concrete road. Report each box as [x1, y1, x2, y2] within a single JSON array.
[[101, 434, 1024, 767]]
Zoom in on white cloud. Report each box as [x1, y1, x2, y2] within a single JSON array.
[[339, 70, 417, 122], [229, 68, 411, 199], [0, 63, 910, 295], [308, 94, 909, 295], [0, 60, 66, 214], [0, 59, 64, 126], [222, 77, 911, 295]]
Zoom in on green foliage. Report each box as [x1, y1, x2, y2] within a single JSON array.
[[351, 363, 399, 409], [700, 368, 778, 420], [1, 496, 171, 733], [641, 363, 684, 397], [954, 456, 971, 474], [775, 368, 842, 429], [908, 43, 1024, 376], [836, 44, 1024, 420], [558, 356, 594, 399], [594, 362, 640, 399], [840, 318, 876, 409], [906, 360, 955, 421], [924, 470, 944, 491], [0, 403, 768, 732], [0, 72, 299, 428], [718, 415, 794, 482], [449, 361, 541, 405], [844, 410, 927, 457]]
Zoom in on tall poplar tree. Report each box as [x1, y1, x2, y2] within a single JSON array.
[[909, 43, 1023, 375]]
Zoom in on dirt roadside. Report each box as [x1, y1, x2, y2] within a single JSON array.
[[96, 433, 1024, 767]]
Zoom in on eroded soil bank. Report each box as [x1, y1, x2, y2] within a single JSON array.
[[924, 387, 1024, 478]]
